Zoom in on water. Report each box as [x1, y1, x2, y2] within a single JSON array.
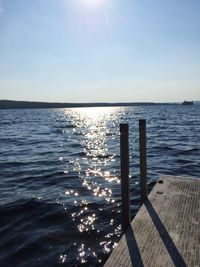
[[0, 105, 199, 267]]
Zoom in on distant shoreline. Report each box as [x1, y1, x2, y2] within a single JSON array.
[[0, 100, 182, 109]]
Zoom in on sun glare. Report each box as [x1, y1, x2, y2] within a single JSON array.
[[81, 0, 104, 8]]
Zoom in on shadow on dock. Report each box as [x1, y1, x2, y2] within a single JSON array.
[[144, 199, 187, 267], [125, 227, 144, 267], [125, 198, 187, 267]]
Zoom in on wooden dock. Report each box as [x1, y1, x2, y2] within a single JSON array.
[[104, 175, 200, 267]]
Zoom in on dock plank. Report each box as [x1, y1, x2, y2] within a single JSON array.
[[104, 176, 200, 267]]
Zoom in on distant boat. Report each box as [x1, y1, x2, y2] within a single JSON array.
[[182, 101, 193, 105]]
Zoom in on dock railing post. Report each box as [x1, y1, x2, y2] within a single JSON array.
[[139, 119, 147, 203], [120, 123, 130, 231]]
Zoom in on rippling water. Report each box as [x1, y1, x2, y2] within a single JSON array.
[[0, 105, 200, 267]]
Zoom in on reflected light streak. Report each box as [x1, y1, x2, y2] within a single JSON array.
[[60, 107, 123, 261], [53, 106, 126, 265], [69, 107, 117, 123]]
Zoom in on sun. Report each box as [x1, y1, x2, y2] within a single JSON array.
[[81, 0, 104, 8]]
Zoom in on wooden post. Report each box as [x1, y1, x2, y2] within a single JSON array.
[[120, 123, 130, 231], [139, 119, 147, 203]]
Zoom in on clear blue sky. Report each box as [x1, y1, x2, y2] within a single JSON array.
[[0, 0, 200, 102]]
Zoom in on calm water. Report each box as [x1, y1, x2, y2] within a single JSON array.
[[0, 105, 200, 267]]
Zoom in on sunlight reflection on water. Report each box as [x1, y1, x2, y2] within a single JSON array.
[[59, 107, 124, 264]]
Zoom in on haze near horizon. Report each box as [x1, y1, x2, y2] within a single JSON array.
[[0, 0, 200, 103]]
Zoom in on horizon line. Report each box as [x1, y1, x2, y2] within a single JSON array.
[[1, 99, 195, 104]]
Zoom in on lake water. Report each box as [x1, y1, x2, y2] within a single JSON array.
[[0, 105, 199, 267]]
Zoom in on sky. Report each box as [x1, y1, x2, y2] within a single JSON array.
[[0, 0, 200, 103]]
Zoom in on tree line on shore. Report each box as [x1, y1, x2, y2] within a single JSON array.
[[0, 100, 176, 109]]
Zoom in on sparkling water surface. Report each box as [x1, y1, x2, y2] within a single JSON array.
[[0, 105, 200, 266]]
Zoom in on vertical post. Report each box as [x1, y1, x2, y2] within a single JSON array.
[[120, 123, 130, 231], [139, 119, 147, 203]]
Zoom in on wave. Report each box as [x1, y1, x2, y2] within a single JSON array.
[[0, 106, 200, 266]]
